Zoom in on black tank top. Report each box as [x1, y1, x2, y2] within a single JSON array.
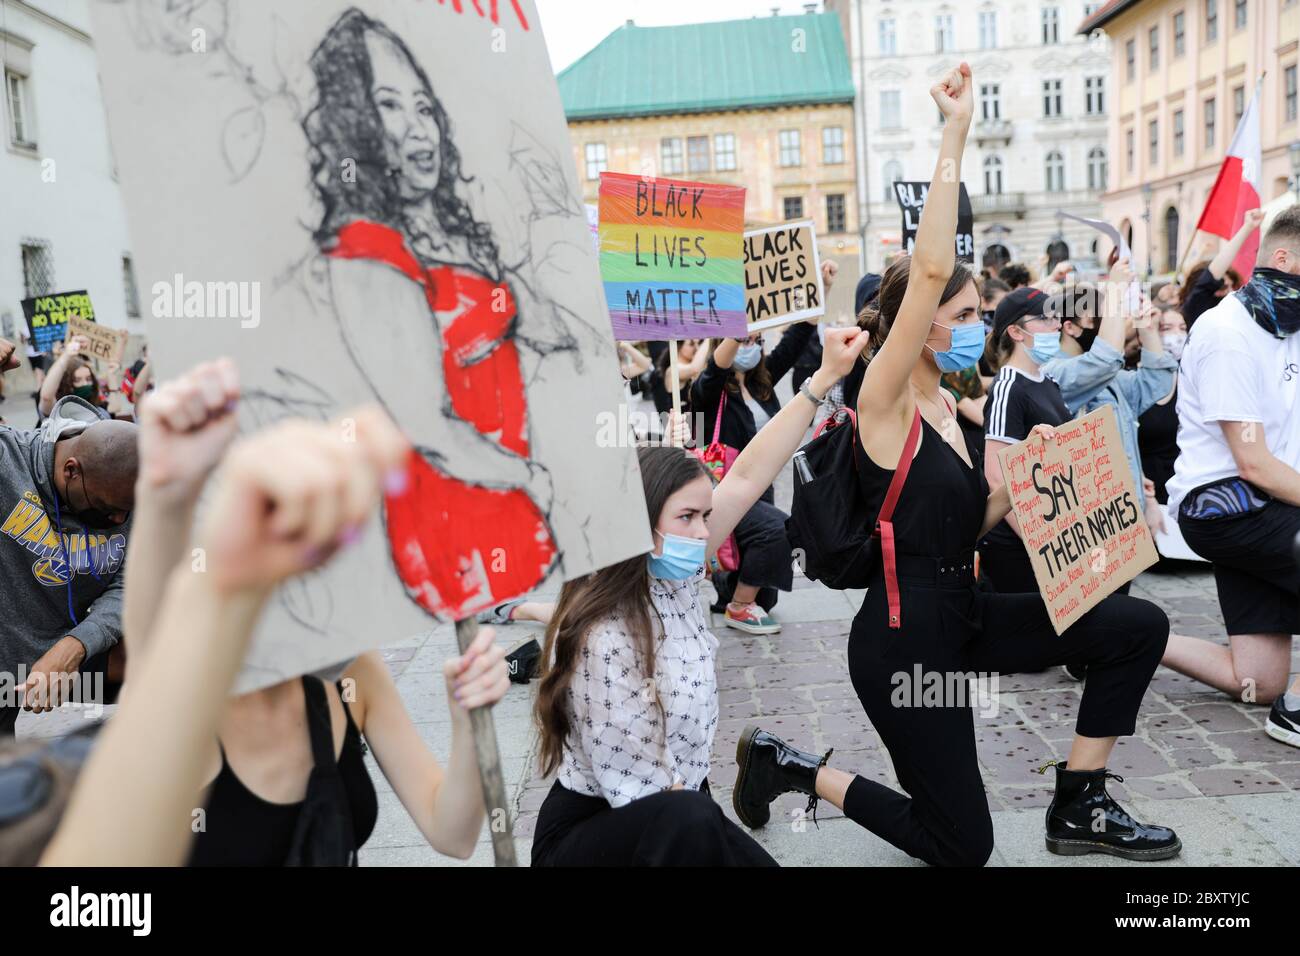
[[853, 414, 989, 564], [188, 676, 378, 866], [1138, 388, 1179, 504]]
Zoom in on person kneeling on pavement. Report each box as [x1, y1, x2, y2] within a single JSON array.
[[0, 396, 135, 736]]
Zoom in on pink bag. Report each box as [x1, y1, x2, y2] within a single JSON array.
[[691, 391, 740, 574]]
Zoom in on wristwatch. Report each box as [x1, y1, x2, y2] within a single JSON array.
[[799, 379, 828, 407]]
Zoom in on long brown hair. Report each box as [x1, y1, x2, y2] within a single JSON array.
[[707, 338, 774, 402], [856, 255, 975, 360], [56, 358, 103, 406], [534, 446, 709, 777]]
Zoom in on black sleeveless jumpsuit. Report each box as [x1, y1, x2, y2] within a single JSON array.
[[841, 415, 1169, 867]]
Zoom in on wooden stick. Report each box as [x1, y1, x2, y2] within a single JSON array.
[[668, 337, 682, 447], [454, 616, 518, 867], [1174, 226, 1204, 280]]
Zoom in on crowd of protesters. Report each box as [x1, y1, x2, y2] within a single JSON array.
[[2, 58, 1300, 870]]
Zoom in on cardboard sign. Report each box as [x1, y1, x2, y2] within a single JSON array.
[[744, 220, 824, 332], [997, 405, 1158, 634], [92, 0, 651, 692], [65, 314, 129, 367], [21, 290, 94, 354], [598, 170, 746, 341], [893, 181, 973, 262]]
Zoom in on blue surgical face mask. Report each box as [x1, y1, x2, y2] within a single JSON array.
[[733, 343, 762, 371], [1028, 331, 1061, 364], [928, 322, 985, 372], [646, 529, 705, 580]]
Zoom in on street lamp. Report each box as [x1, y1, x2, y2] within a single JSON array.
[[1141, 182, 1154, 278], [1291, 141, 1300, 204]]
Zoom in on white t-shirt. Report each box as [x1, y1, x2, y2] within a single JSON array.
[[1167, 294, 1300, 518]]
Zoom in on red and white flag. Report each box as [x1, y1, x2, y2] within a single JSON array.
[[1195, 80, 1263, 280]]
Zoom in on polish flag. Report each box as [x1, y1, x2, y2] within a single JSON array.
[[1195, 82, 1262, 280]]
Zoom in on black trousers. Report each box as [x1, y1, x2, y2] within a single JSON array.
[[711, 497, 794, 612], [531, 780, 777, 866], [1179, 498, 1300, 635], [841, 573, 1168, 867]]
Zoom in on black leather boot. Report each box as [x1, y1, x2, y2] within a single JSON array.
[[1044, 762, 1181, 861], [733, 725, 832, 829]]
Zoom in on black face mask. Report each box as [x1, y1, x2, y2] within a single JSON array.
[[1072, 322, 1099, 352], [69, 470, 127, 529], [981, 309, 995, 330]]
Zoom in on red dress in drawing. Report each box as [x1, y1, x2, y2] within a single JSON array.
[[328, 220, 556, 620]]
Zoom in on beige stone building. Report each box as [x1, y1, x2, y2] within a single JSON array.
[[1082, 0, 1299, 276], [558, 12, 862, 324]]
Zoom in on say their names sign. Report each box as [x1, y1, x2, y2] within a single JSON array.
[[66, 314, 129, 367], [997, 405, 1158, 634], [599, 171, 747, 340], [893, 181, 974, 262], [744, 219, 824, 331]]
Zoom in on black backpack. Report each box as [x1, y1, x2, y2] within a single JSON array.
[[786, 409, 921, 622]]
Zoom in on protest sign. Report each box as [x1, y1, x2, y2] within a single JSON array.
[[893, 181, 973, 262], [997, 405, 1159, 634], [91, 0, 650, 693], [66, 314, 129, 367], [744, 219, 823, 332], [21, 291, 94, 355], [1058, 209, 1142, 311], [1059, 210, 1132, 262], [598, 170, 747, 341]]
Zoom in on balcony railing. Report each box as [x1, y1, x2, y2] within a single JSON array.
[[970, 192, 1028, 216], [973, 119, 1012, 146]]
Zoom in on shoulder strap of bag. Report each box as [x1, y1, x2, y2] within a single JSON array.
[[713, 388, 727, 440], [300, 675, 336, 770], [811, 406, 856, 441], [284, 676, 356, 867], [874, 408, 922, 630]]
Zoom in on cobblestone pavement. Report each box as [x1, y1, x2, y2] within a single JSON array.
[[357, 559, 1300, 868]]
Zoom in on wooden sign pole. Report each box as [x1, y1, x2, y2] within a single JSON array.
[[454, 616, 517, 867], [668, 338, 683, 447]]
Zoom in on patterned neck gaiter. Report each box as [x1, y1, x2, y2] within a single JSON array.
[[1234, 268, 1300, 339]]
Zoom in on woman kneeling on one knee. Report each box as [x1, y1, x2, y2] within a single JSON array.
[[730, 62, 1180, 867], [529, 325, 872, 866]]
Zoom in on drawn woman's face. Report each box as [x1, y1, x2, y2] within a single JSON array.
[[366, 31, 441, 199]]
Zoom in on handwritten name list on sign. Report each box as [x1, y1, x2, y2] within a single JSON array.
[[997, 405, 1158, 634], [598, 171, 747, 341]]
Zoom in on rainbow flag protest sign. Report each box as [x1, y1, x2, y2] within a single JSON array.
[[598, 171, 747, 341]]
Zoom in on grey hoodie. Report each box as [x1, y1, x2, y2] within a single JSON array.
[[0, 397, 128, 675]]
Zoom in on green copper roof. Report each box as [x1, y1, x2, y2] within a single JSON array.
[[557, 14, 855, 121]]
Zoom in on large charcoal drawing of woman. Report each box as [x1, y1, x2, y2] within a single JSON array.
[[303, 8, 556, 621]]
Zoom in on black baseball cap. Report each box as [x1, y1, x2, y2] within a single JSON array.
[[991, 286, 1050, 341], [854, 273, 882, 316]]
